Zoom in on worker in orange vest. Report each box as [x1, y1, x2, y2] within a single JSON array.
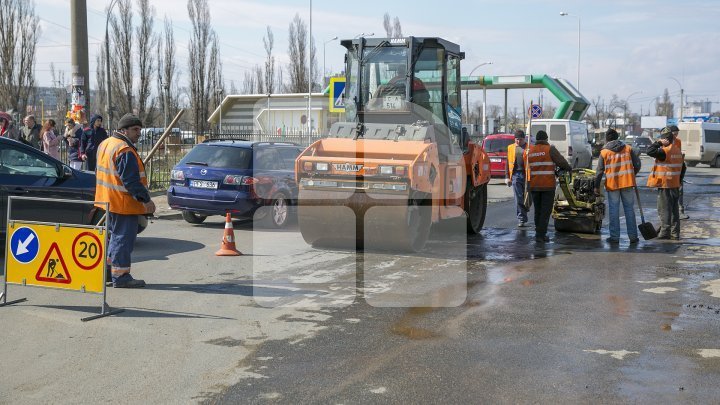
[[505, 129, 529, 227], [594, 128, 642, 244], [95, 114, 156, 288], [525, 130, 572, 243], [646, 126, 686, 240]]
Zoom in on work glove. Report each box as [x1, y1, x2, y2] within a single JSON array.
[[505, 178, 511, 187]]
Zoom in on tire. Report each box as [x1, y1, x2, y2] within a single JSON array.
[[687, 161, 698, 167], [182, 210, 207, 224], [265, 193, 290, 228], [465, 182, 487, 234], [713, 156, 720, 168]]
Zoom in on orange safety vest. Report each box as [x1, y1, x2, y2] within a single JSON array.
[[600, 145, 636, 191], [507, 142, 525, 178], [95, 136, 148, 214], [647, 142, 683, 189], [525, 144, 556, 189]]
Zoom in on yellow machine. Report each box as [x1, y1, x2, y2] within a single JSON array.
[[295, 37, 491, 251]]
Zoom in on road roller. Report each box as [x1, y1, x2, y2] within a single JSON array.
[[295, 37, 491, 251]]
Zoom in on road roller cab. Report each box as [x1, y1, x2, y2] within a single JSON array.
[[296, 37, 491, 251]]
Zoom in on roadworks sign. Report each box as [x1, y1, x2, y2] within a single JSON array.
[[5, 222, 106, 294]]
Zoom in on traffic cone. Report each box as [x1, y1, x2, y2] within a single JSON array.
[[215, 213, 242, 256]]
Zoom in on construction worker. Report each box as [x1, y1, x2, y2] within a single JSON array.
[[505, 129, 529, 227], [647, 126, 686, 240], [668, 125, 690, 219], [95, 113, 155, 288], [525, 130, 572, 243], [594, 128, 642, 244]]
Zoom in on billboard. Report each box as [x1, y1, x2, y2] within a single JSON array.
[[641, 116, 667, 129]]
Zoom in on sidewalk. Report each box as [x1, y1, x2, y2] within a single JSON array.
[[149, 190, 181, 220]]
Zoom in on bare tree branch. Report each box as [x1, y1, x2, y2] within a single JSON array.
[[187, 0, 214, 133], [0, 0, 39, 114], [136, 0, 157, 124], [263, 26, 275, 94]]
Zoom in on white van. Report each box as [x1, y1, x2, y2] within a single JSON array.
[[677, 122, 720, 167], [529, 119, 593, 169]]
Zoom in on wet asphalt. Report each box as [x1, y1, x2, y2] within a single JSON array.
[[216, 165, 720, 404]]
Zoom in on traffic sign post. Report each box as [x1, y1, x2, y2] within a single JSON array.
[[529, 104, 543, 119], [1, 197, 123, 321], [329, 77, 346, 113]]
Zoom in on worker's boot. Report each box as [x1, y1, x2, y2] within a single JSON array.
[[112, 273, 146, 288]]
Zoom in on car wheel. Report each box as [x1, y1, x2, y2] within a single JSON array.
[[713, 156, 720, 168], [182, 210, 207, 224], [266, 193, 289, 228]]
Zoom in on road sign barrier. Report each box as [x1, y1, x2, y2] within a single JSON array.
[[329, 77, 346, 113], [1, 196, 123, 321]]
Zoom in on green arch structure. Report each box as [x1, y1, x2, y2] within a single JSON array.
[[462, 74, 590, 121]]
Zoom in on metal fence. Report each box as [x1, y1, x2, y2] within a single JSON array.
[[58, 127, 325, 191]]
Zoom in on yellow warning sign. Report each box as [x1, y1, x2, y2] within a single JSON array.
[[5, 222, 106, 293]]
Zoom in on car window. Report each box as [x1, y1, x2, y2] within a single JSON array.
[[549, 125, 567, 141], [278, 148, 302, 169], [179, 145, 252, 169], [254, 148, 283, 170], [483, 138, 514, 153], [0, 145, 59, 177]]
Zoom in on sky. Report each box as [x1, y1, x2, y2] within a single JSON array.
[[32, 0, 720, 116]]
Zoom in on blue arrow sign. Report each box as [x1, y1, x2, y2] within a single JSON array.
[[10, 226, 40, 264]]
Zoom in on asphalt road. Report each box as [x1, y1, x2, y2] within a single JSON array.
[[1, 159, 719, 403]]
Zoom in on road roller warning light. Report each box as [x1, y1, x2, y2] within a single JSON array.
[[295, 37, 492, 252]]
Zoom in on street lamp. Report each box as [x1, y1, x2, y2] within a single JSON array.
[[560, 11, 581, 90], [465, 62, 492, 135], [669, 76, 684, 122], [105, 0, 119, 130], [323, 36, 338, 87], [354, 32, 374, 39], [623, 91, 642, 136]]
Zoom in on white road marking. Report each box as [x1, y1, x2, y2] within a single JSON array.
[[345, 318, 361, 323], [583, 349, 639, 360], [698, 349, 720, 358], [642, 287, 678, 294], [637, 277, 683, 284], [701, 279, 720, 298], [370, 387, 387, 394]]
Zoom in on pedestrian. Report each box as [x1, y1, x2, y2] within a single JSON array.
[[41, 119, 60, 160], [505, 129, 529, 227], [21, 115, 42, 149], [647, 126, 686, 240], [0, 116, 22, 141], [525, 130, 572, 243], [594, 128, 642, 244], [80, 114, 108, 171], [63, 118, 84, 170], [95, 113, 155, 288]]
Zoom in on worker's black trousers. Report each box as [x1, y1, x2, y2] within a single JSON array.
[[531, 190, 555, 238], [657, 188, 680, 239]]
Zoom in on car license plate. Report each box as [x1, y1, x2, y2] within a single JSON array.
[[490, 158, 502, 163], [383, 96, 402, 109], [189, 180, 218, 189]]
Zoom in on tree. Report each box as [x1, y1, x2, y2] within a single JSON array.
[[657, 88, 674, 118], [286, 14, 317, 93], [50, 63, 68, 116], [588, 96, 605, 129], [136, 0, 157, 124], [0, 0, 40, 113], [207, 33, 225, 113], [109, 0, 134, 116], [263, 26, 276, 94], [157, 17, 178, 126], [383, 13, 403, 38], [187, 0, 215, 133]]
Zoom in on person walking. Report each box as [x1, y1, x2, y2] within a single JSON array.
[[95, 113, 155, 288], [21, 115, 42, 149], [41, 119, 60, 160], [594, 128, 642, 244], [647, 126, 686, 240], [505, 129, 529, 227], [63, 118, 84, 170], [0, 115, 22, 140], [80, 114, 108, 171], [525, 130, 572, 243]]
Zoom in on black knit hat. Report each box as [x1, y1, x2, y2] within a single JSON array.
[[117, 113, 143, 129], [514, 129, 525, 139], [669, 125, 679, 132], [605, 128, 619, 142], [536, 130, 548, 141]]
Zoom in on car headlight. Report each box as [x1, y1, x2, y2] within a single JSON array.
[[316, 162, 329, 171]]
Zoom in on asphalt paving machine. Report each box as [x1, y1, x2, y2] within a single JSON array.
[[295, 37, 491, 251]]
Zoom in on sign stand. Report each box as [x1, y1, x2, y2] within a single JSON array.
[[2, 197, 124, 322]]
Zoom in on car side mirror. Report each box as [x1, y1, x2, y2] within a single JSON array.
[[62, 165, 73, 178]]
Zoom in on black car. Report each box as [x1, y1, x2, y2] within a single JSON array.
[[632, 137, 653, 154], [0, 137, 145, 238], [167, 140, 303, 228]]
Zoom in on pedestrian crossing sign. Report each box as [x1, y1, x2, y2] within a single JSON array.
[[329, 77, 346, 113]]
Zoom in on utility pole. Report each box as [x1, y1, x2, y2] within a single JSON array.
[[70, 0, 90, 122]]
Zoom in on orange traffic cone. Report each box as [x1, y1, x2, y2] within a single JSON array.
[[215, 213, 242, 256]]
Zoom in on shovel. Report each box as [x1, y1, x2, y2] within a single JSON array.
[[634, 186, 657, 240]]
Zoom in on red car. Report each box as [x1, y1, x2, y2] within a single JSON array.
[[481, 134, 515, 177]]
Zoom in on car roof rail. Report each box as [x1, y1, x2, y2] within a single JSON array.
[[202, 138, 250, 143], [251, 141, 300, 147]]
